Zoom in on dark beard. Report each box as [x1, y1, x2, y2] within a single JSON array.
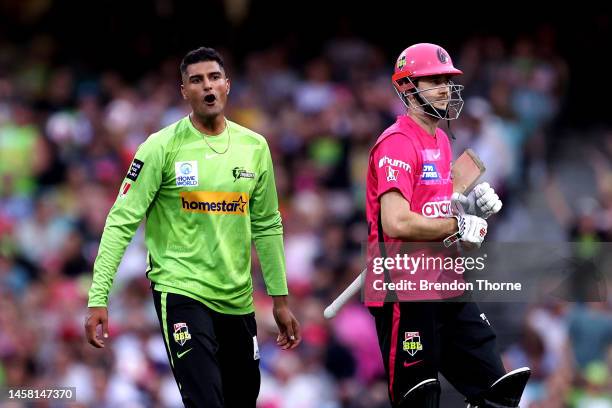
[[414, 92, 447, 118]]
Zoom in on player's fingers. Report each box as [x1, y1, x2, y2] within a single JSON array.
[[452, 192, 468, 206], [476, 190, 495, 208], [475, 182, 490, 197], [286, 320, 301, 350], [85, 318, 104, 348], [277, 332, 288, 347], [488, 194, 500, 211], [282, 324, 296, 350], [451, 193, 467, 214], [491, 200, 502, 214], [481, 196, 499, 213], [101, 317, 109, 339]]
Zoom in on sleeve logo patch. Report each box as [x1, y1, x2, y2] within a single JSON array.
[[126, 159, 144, 181], [378, 155, 411, 172], [386, 166, 399, 182], [119, 181, 132, 198], [175, 161, 199, 187]]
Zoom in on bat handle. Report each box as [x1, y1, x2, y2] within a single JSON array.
[[443, 232, 461, 248], [324, 272, 364, 319]]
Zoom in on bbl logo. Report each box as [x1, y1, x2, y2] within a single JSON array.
[[403, 331, 423, 356], [232, 167, 255, 182], [173, 323, 192, 346]]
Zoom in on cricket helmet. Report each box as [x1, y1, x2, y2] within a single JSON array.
[[392, 43, 464, 120]]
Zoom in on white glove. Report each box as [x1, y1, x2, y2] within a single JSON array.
[[444, 213, 488, 248], [451, 182, 502, 219]]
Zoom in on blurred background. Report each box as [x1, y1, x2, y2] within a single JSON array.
[[0, 2, 611, 407]]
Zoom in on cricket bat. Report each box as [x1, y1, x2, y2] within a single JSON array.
[[323, 149, 486, 319]]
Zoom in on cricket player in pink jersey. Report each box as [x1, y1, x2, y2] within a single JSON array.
[[365, 43, 530, 407]]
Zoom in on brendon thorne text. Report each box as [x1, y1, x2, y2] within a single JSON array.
[[371, 279, 522, 292], [368, 254, 523, 293]]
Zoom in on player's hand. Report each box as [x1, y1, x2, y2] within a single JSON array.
[[272, 298, 301, 350], [455, 213, 488, 247], [451, 182, 502, 219], [85, 307, 109, 348]]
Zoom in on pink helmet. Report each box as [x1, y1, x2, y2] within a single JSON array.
[[392, 43, 462, 91], [392, 43, 464, 120]]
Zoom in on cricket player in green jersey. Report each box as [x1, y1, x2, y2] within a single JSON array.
[[84, 47, 301, 407]]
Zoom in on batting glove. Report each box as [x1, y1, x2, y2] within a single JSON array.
[[444, 213, 488, 248], [451, 182, 502, 219]]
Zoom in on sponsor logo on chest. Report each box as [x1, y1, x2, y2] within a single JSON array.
[[175, 161, 199, 187], [180, 191, 249, 215], [421, 200, 452, 218], [421, 163, 440, 180]]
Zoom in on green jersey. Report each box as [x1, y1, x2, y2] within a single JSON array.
[[88, 116, 288, 314]]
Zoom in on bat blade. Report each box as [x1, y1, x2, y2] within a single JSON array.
[[452, 148, 486, 194]]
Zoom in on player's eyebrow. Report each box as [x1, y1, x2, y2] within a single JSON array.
[[188, 71, 222, 81], [188, 73, 203, 81]]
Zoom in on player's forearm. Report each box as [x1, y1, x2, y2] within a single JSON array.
[[254, 233, 288, 296], [383, 211, 458, 241], [88, 213, 142, 306]]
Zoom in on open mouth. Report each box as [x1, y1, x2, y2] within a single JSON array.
[[204, 94, 216, 105]]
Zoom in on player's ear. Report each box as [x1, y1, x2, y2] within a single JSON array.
[[180, 83, 187, 100], [225, 78, 230, 96]]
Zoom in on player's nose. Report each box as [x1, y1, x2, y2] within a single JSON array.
[[202, 78, 213, 91], [438, 86, 450, 98]]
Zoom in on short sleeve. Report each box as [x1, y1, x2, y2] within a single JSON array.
[[371, 133, 418, 204]]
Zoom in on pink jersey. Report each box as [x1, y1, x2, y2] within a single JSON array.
[[365, 115, 457, 304]]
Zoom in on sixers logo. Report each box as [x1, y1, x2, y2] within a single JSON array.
[[437, 48, 449, 64], [422, 200, 452, 218], [386, 166, 399, 182]]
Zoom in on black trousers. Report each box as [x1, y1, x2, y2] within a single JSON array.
[[152, 289, 260, 408], [370, 302, 506, 406]]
